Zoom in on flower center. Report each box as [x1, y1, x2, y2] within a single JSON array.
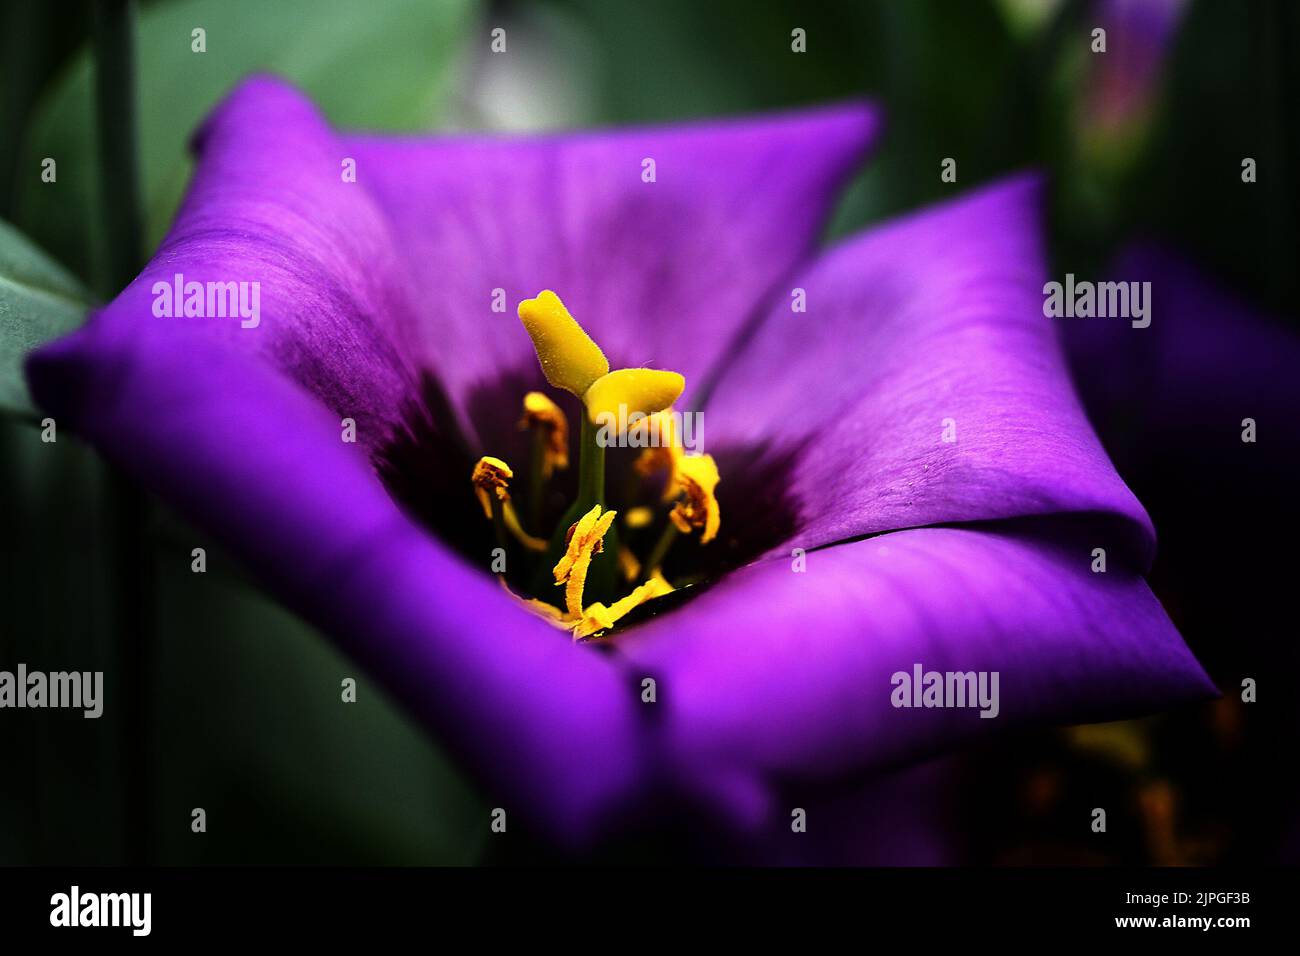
[[473, 290, 721, 640]]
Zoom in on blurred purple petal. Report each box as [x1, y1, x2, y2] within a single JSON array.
[[1066, 244, 1300, 447], [1084, 0, 1189, 135], [1064, 246, 1299, 844]]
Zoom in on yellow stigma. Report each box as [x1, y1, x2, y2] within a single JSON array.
[[668, 453, 722, 544], [517, 290, 609, 397], [519, 391, 569, 478], [493, 291, 709, 638], [470, 456, 547, 551], [553, 504, 618, 617], [583, 368, 685, 427]]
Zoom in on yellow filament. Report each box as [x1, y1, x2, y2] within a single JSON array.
[[470, 456, 546, 550], [470, 456, 512, 519], [519, 391, 570, 478], [633, 409, 685, 501]]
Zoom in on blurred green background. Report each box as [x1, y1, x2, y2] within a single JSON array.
[[1, 0, 1296, 863]]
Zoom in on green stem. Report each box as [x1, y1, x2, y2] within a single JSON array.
[[528, 426, 546, 534], [94, 0, 151, 866], [575, 413, 605, 513], [644, 522, 680, 574], [488, 493, 509, 562], [531, 414, 614, 605], [93, 0, 143, 298]]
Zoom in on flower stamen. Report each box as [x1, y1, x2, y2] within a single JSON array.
[[553, 504, 618, 617], [571, 570, 674, 639], [470, 456, 547, 551], [487, 291, 721, 637], [519, 391, 569, 479], [633, 409, 685, 500], [668, 454, 722, 544]]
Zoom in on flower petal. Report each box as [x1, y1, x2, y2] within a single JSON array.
[[25, 288, 1210, 852], [1064, 244, 1300, 680], [619, 521, 1215, 834], [1065, 244, 1300, 449], [63, 73, 880, 460], [703, 174, 1156, 568], [146, 75, 426, 453], [27, 328, 653, 849], [343, 97, 881, 446]]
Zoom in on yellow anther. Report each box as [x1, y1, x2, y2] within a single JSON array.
[[608, 569, 674, 618], [553, 504, 617, 617], [623, 506, 654, 529], [668, 454, 721, 544], [470, 455, 546, 551], [584, 368, 685, 427], [571, 603, 616, 638], [519, 391, 569, 478], [471, 456, 513, 519], [617, 545, 642, 582], [633, 409, 685, 500], [571, 570, 675, 639], [510, 549, 673, 639], [518, 290, 609, 397]]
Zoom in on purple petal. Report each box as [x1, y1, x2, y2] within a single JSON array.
[[28, 301, 1211, 851], [704, 174, 1157, 568], [1083, 0, 1189, 134], [26, 78, 1204, 854], [151, 76, 426, 454], [1066, 244, 1300, 443], [343, 97, 881, 446], [29, 328, 651, 849], [1064, 243, 1300, 695], [73, 74, 881, 458], [619, 522, 1215, 834]]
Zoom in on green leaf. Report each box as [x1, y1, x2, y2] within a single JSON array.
[[15, 0, 477, 292], [552, 0, 1026, 235], [0, 217, 90, 419], [555, 0, 888, 122], [151, 545, 488, 864]]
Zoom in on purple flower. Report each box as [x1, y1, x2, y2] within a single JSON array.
[[1065, 245, 1300, 862], [27, 77, 1212, 854], [1081, 0, 1188, 137]]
